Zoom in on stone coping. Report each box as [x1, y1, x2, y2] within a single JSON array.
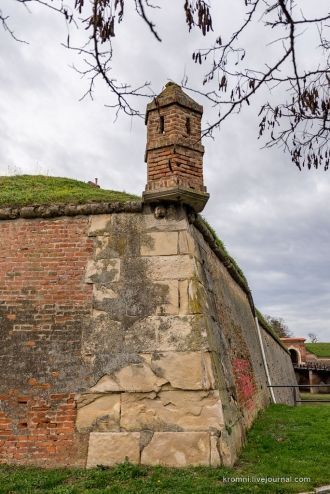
[[0, 201, 143, 220]]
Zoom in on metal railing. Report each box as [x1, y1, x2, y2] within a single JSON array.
[[267, 384, 330, 406]]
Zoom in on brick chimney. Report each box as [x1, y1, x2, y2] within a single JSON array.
[[143, 82, 209, 212]]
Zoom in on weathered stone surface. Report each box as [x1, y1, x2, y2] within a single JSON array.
[[93, 285, 118, 302], [76, 394, 120, 432], [82, 313, 123, 359], [156, 315, 209, 351], [154, 280, 179, 315], [146, 255, 196, 280], [95, 235, 127, 259], [87, 432, 140, 467], [210, 434, 221, 466], [143, 208, 188, 232], [88, 214, 112, 236], [178, 230, 200, 258], [218, 423, 243, 466], [141, 432, 210, 466], [141, 232, 178, 256], [150, 351, 215, 390], [90, 360, 167, 393], [85, 259, 120, 283], [123, 315, 209, 352], [121, 390, 224, 432], [178, 279, 204, 315]]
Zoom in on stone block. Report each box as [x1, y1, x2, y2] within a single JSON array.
[[123, 315, 209, 352], [95, 235, 127, 259], [141, 432, 210, 467], [143, 210, 188, 232], [141, 232, 178, 256], [178, 279, 204, 315], [154, 280, 179, 315], [85, 259, 120, 283], [87, 432, 140, 467], [150, 351, 215, 390], [88, 214, 112, 236], [210, 434, 221, 466], [76, 394, 120, 432], [178, 230, 200, 257], [146, 255, 196, 280], [90, 359, 167, 393], [156, 315, 209, 351], [121, 390, 224, 432]]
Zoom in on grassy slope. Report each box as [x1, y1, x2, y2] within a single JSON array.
[[0, 405, 329, 494], [305, 343, 330, 358], [0, 175, 139, 206]]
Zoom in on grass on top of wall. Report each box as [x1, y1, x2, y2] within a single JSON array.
[[305, 343, 330, 358], [0, 405, 329, 493], [0, 175, 140, 207]]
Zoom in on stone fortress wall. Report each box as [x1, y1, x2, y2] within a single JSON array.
[[0, 82, 296, 468], [0, 203, 296, 468]]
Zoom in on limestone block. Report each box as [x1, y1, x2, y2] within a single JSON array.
[[121, 390, 224, 432], [87, 432, 140, 467], [141, 232, 178, 256], [141, 432, 210, 467], [178, 279, 204, 315], [144, 211, 188, 232], [85, 259, 120, 283], [178, 230, 200, 258], [90, 360, 167, 393], [76, 394, 120, 432], [156, 315, 209, 351], [95, 235, 127, 259], [218, 423, 243, 466], [210, 434, 222, 466], [88, 214, 112, 236], [146, 255, 196, 280], [150, 351, 215, 390], [154, 281, 179, 315], [123, 315, 209, 352]]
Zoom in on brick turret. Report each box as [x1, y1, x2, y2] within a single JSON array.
[[143, 82, 209, 212]]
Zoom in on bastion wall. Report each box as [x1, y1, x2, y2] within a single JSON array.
[[0, 203, 296, 468]]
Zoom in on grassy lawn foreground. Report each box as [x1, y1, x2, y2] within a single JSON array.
[[0, 404, 329, 493]]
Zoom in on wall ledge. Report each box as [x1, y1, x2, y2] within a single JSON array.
[[0, 201, 143, 220]]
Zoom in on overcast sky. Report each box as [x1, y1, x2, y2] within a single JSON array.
[[0, 1, 329, 341]]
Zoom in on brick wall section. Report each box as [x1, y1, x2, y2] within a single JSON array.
[[0, 217, 93, 466]]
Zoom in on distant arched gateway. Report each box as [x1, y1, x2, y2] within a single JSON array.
[[289, 348, 300, 365]]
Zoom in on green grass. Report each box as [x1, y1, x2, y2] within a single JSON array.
[[0, 175, 140, 207], [305, 343, 330, 358], [300, 393, 330, 405], [0, 405, 329, 493]]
